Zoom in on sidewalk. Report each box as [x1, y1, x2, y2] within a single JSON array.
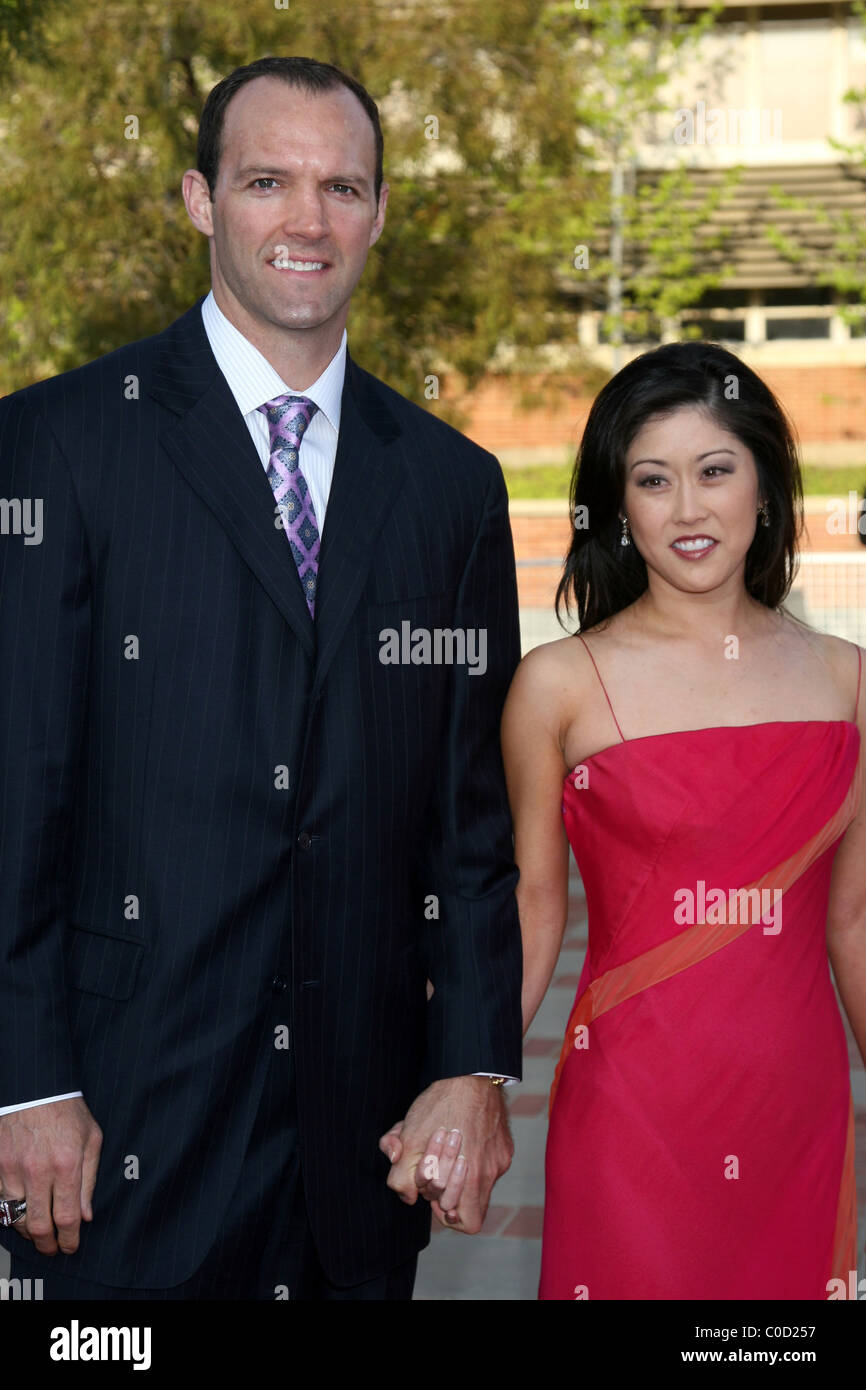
[[414, 863, 866, 1300]]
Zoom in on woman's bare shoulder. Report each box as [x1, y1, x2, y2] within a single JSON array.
[[514, 617, 623, 680], [505, 633, 591, 731], [781, 612, 863, 710], [507, 621, 630, 734], [511, 634, 582, 696]]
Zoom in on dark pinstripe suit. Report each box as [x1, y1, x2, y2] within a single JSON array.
[[0, 296, 523, 1290]]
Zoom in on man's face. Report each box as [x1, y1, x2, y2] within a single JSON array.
[[190, 76, 388, 340]]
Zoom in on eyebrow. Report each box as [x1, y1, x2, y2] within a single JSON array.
[[629, 448, 737, 472], [234, 165, 371, 190]]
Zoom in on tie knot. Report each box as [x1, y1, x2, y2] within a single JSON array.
[[257, 394, 319, 443]]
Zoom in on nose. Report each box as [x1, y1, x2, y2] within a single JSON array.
[[673, 479, 708, 525], [279, 182, 328, 241]]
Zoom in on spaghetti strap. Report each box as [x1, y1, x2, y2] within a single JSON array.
[[576, 633, 627, 744], [855, 645, 862, 721]]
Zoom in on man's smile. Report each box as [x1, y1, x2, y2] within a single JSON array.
[[268, 253, 329, 274]]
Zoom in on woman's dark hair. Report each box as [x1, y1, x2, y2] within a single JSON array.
[[555, 341, 803, 631], [196, 56, 384, 202]]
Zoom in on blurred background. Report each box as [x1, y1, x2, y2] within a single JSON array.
[[1, 0, 864, 1299], [2, 0, 865, 644]]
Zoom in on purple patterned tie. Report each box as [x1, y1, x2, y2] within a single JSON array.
[[257, 394, 321, 617]]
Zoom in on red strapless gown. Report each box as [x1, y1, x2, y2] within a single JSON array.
[[540, 719, 861, 1300]]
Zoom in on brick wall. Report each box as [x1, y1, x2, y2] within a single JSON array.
[[448, 364, 866, 458]]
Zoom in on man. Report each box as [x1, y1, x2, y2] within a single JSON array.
[[0, 55, 523, 1300]]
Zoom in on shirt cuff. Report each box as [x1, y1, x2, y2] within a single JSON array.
[[470, 1072, 520, 1086], [0, 1091, 84, 1116]]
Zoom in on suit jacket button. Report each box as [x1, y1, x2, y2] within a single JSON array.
[[297, 831, 312, 850], [271, 974, 288, 993]]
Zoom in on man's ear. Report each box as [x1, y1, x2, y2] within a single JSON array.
[[182, 169, 215, 237], [369, 181, 389, 249]]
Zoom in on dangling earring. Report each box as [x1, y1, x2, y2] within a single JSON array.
[[758, 502, 770, 528], [620, 515, 630, 546]]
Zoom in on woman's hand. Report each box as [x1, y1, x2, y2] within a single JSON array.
[[379, 1120, 469, 1225]]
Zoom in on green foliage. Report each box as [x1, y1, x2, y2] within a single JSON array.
[[0, 0, 49, 63], [602, 164, 742, 341]]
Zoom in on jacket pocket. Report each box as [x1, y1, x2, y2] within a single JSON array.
[[361, 586, 458, 636], [65, 924, 145, 1001]]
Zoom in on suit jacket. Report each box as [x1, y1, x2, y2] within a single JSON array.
[[0, 297, 523, 1288]]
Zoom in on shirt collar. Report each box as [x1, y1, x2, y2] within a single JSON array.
[[201, 288, 346, 432]]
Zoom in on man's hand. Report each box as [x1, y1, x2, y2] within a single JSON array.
[[379, 1075, 512, 1233], [0, 1098, 102, 1255]]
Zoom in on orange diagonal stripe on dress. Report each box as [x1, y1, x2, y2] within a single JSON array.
[[549, 758, 861, 1119]]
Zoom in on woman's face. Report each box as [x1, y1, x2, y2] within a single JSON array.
[[621, 404, 763, 599]]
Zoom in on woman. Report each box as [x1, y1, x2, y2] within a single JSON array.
[[499, 340, 866, 1299]]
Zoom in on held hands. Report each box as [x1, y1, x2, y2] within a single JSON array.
[[383, 1121, 468, 1226], [378, 1075, 513, 1233], [0, 1098, 102, 1255]]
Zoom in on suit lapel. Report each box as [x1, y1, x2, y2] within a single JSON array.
[[150, 301, 405, 680], [151, 299, 316, 659], [311, 352, 404, 701]]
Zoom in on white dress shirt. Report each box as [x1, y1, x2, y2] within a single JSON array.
[[201, 289, 345, 531], [1, 291, 515, 1115]]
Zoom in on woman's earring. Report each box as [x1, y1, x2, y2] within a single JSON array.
[[620, 515, 630, 546], [758, 502, 770, 528]]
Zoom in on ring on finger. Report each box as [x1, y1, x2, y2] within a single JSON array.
[[0, 1196, 27, 1227]]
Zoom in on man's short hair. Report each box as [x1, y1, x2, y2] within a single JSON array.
[[197, 55, 384, 202]]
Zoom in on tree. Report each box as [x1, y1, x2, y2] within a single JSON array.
[[0, 0, 49, 65]]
